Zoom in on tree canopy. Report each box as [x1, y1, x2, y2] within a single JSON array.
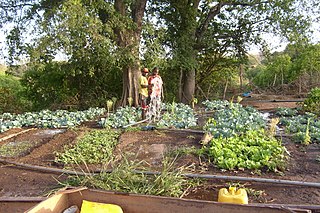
[[0, 0, 319, 109]]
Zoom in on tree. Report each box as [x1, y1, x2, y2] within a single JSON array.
[[1, 0, 319, 107], [154, 0, 319, 103], [1, 0, 147, 107], [113, 0, 148, 106]]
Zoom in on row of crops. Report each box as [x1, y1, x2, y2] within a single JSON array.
[[99, 102, 197, 129], [0, 108, 107, 133], [1, 100, 319, 172]]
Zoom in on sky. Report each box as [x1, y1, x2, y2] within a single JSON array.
[[249, 22, 320, 54], [1, 20, 319, 65]]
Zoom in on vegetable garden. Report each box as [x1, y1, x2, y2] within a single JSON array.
[[0, 95, 320, 211]]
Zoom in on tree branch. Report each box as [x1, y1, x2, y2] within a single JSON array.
[[196, 2, 226, 41], [196, 1, 270, 42]]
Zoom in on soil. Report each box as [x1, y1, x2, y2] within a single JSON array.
[[0, 95, 320, 212]]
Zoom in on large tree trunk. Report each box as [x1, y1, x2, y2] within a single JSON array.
[[114, 0, 147, 107], [120, 64, 140, 106], [180, 69, 196, 104]]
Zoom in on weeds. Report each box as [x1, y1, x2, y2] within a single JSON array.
[[61, 156, 199, 198]]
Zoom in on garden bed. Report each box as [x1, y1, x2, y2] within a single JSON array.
[[0, 96, 320, 212]]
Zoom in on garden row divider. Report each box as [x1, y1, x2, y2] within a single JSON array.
[[0, 128, 36, 142], [1, 158, 320, 188]]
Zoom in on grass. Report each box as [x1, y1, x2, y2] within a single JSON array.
[[60, 156, 200, 198]]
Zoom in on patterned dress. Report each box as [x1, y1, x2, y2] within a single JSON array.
[[148, 75, 163, 120]]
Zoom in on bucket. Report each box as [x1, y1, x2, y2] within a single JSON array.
[[218, 187, 248, 204]]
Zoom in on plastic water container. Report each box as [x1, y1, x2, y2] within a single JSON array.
[[218, 187, 248, 204], [80, 200, 123, 213]]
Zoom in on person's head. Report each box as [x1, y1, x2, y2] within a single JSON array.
[[152, 67, 159, 75], [141, 67, 149, 76]]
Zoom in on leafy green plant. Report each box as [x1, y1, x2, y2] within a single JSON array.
[[275, 107, 298, 117], [99, 106, 140, 128], [279, 113, 320, 143], [202, 100, 232, 111], [200, 130, 287, 171], [203, 101, 265, 138], [55, 129, 120, 165], [0, 107, 106, 133], [157, 103, 197, 129]]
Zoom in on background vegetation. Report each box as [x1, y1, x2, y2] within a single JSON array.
[[0, 0, 319, 112]]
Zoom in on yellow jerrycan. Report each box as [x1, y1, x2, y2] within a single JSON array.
[[80, 200, 123, 213], [218, 186, 248, 204]]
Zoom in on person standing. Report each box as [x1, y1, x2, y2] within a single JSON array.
[[139, 67, 149, 120], [148, 67, 163, 121]]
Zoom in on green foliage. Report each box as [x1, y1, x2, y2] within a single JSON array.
[[55, 129, 120, 165], [202, 100, 232, 111], [197, 57, 241, 100], [200, 130, 287, 171], [275, 107, 298, 117], [0, 74, 31, 113], [141, 21, 167, 69], [99, 106, 141, 128], [279, 112, 320, 143], [1, 0, 319, 106], [250, 54, 292, 88], [4, 1, 124, 110], [21, 62, 71, 110], [301, 87, 320, 115], [0, 107, 106, 133], [21, 61, 122, 110], [157, 103, 197, 129], [248, 43, 320, 91], [203, 100, 266, 138], [289, 44, 320, 82]]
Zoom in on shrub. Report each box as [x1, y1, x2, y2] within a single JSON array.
[[0, 75, 31, 113], [301, 87, 320, 115]]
